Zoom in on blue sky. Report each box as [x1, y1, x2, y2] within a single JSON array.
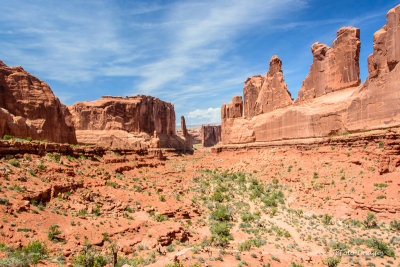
[[0, 0, 398, 126]]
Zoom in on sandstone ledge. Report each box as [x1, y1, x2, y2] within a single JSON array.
[[213, 128, 400, 153]]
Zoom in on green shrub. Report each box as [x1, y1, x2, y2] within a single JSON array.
[[72, 249, 108, 267], [166, 244, 175, 252], [8, 159, 20, 168], [3, 135, 15, 140], [93, 204, 101, 216], [363, 212, 377, 228], [390, 219, 400, 231], [322, 214, 333, 225], [38, 164, 46, 171], [324, 257, 341, 267], [378, 141, 384, 148], [154, 214, 168, 222], [210, 205, 231, 222], [367, 236, 395, 257], [238, 240, 252, 251], [241, 211, 255, 223], [22, 240, 48, 265], [0, 198, 9, 206], [0, 240, 48, 266], [211, 191, 227, 202], [47, 225, 62, 242], [210, 222, 231, 247]]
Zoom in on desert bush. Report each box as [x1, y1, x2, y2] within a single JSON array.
[[72, 249, 107, 267], [322, 214, 333, 225], [210, 222, 231, 247], [8, 159, 20, 167], [0, 240, 48, 266], [366, 236, 395, 257], [210, 205, 231, 222], [324, 257, 341, 267], [22, 240, 48, 265], [0, 198, 9, 206], [390, 219, 400, 231], [363, 212, 377, 228], [154, 214, 168, 222], [47, 224, 62, 242], [166, 244, 175, 252]]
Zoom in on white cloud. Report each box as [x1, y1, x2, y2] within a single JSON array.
[[187, 107, 221, 125], [134, 0, 307, 94]]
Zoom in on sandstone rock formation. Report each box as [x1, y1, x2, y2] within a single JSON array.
[[221, 96, 255, 144], [201, 124, 221, 147], [180, 116, 192, 148], [243, 56, 293, 118], [346, 4, 400, 132], [296, 27, 361, 102], [220, 4, 400, 145], [0, 60, 77, 143], [69, 95, 175, 136], [221, 96, 243, 120], [68, 96, 191, 150]]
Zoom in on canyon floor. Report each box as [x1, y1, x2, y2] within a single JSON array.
[[0, 131, 400, 266]]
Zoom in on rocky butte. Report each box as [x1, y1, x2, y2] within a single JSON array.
[[201, 124, 221, 147], [0, 61, 192, 151], [0, 60, 77, 144], [68, 96, 192, 150], [221, 5, 400, 145]]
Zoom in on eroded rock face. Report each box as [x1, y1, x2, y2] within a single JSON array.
[[180, 116, 192, 148], [347, 4, 400, 132], [244, 56, 293, 118], [0, 60, 77, 143], [296, 27, 361, 102], [69, 96, 191, 150], [221, 96, 252, 144], [69, 95, 175, 136], [221, 96, 243, 120], [201, 125, 221, 147], [221, 4, 400, 145]]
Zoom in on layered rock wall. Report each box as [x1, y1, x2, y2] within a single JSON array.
[[243, 56, 293, 118], [201, 125, 221, 147], [296, 27, 361, 102], [69, 96, 191, 150], [221, 5, 400, 145], [180, 116, 192, 148], [69, 95, 175, 136], [0, 60, 77, 144]]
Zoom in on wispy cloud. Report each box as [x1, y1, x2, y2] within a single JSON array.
[[187, 107, 221, 125], [0, 0, 306, 94], [132, 0, 307, 94]]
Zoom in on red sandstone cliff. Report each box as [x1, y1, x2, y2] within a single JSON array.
[[296, 27, 361, 102], [0, 60, 77, 143], [68, 96, 191, 150], [347, 4, 400, 132], [221, 4, 400, 145], [201, 124, 221, 147], [243, 56, 293, 118], [180, 115, 192, 148]]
